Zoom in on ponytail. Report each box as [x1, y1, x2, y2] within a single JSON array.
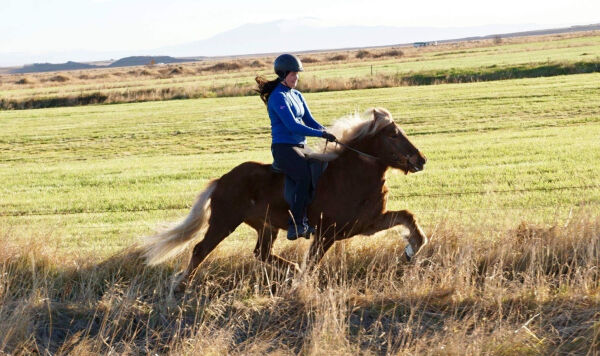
[[255, 76, 280, 105]]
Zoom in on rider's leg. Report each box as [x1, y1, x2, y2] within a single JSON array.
[[271, 144, 313, 239]]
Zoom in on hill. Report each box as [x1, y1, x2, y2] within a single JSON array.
[[12, 61, 98, 73], [107, 56, 193, 67], [9, 56, 196, 74]]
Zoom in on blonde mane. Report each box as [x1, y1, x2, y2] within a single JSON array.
[[308, 107, 394, 161]]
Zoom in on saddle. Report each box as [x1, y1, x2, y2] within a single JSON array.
[[271, 146, 328, 205]]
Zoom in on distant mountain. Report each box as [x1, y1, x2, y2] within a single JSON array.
[[156, 19, 570, 57], [10, 56, 195, 74], [0, 49, 129, 68], [108, 56, 191, 67], [12, 61, 97, 73], [3, 20, 599, 69]]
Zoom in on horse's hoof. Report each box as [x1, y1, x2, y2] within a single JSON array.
[[169, 272, 188, 297], [173, 282, 187, 294], [404, 244, 415, 262]]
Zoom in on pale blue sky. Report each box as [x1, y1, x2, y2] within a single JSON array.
[[1, 0, 599, 57]]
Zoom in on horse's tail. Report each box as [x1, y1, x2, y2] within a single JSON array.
[[143, 180, 218, 266]]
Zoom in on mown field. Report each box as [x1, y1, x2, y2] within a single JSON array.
[[1, 34, 599, 354]]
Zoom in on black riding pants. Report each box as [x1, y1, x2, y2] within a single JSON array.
[[271, 143, 312, 227]]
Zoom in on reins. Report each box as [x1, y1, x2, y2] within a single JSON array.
[[326, 139, 416, 174], [332, 140, 380, 162]]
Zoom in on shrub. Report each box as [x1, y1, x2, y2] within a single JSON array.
[[49, 75, 70, 82], [301, 56, 319, 63], [248, 60, 265, 67], [373, 49, 404, 58], [169, 67, 184, 75], [329, 54, 348, 61], [200, 62, 243, 72], [355, 50, 372, 59], [15, 77, 33, 85]]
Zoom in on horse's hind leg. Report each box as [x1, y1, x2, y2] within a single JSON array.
[[253, 224, 301, 274], [306, 235, 336, 270], [173, 221, 239, 292], [363, 210, 428, 261]]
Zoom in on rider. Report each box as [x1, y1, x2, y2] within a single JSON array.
[[256, 54, 337, 240]]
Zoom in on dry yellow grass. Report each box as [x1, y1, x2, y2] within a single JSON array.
[[2, 30, 597, 92], [0, 211, 598, 354]]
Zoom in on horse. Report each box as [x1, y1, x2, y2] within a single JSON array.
[[143, 107, 428, 289]]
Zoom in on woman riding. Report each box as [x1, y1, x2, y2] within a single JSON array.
[[256, 54, 337, 240]]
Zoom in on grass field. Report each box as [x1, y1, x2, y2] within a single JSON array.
[[2, 72, 599, 254], [1, 34, 600, 354]]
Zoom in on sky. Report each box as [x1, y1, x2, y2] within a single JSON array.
[[1, 0, 599, 65]]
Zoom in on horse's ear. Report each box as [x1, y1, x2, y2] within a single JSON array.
[[373, 108, 393, 123], [369, 108, 377, 132], [361, 108, 378, 121]]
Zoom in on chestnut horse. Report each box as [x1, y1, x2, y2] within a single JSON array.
[[143, 108, 428, 288]]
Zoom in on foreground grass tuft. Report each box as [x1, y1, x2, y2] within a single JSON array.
[[1, 213, 598, 354]]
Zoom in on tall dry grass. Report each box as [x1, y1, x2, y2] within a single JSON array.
[[0, 211, 598, 354], [5, 58, 598, 110]]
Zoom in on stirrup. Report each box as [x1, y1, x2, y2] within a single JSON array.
[[287, 225, 315, 240]]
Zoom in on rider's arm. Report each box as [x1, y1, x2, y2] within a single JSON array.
[[298, 92, 325, 131], [270, 92, 324, 137]]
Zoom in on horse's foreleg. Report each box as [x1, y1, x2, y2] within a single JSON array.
[[254, 226, 301, 274], [364, 210, 428, 261]]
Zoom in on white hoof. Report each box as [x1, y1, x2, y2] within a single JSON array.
[[404, 244, 415, 261]]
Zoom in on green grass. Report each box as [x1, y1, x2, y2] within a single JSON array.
[[1, 73, 599, 256]]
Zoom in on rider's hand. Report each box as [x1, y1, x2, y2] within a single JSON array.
[[322, 131, 337, 142]]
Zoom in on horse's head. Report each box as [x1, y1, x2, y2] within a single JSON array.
[[369, 108, 427, 174], [316, 108, 427, 173]]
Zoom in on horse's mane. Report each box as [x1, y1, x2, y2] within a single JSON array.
[[308, 107, 394, 161]]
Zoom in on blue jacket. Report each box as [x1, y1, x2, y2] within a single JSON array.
[[268, 83, 324, 144]]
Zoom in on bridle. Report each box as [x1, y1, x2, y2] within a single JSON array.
[[327, 139, 416, 173]]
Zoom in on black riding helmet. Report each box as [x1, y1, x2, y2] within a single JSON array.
[[274, 54, 303, 80]]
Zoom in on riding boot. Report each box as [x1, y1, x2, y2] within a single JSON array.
[[287, 221, 315, 240], [287, 211, 314, 240]]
